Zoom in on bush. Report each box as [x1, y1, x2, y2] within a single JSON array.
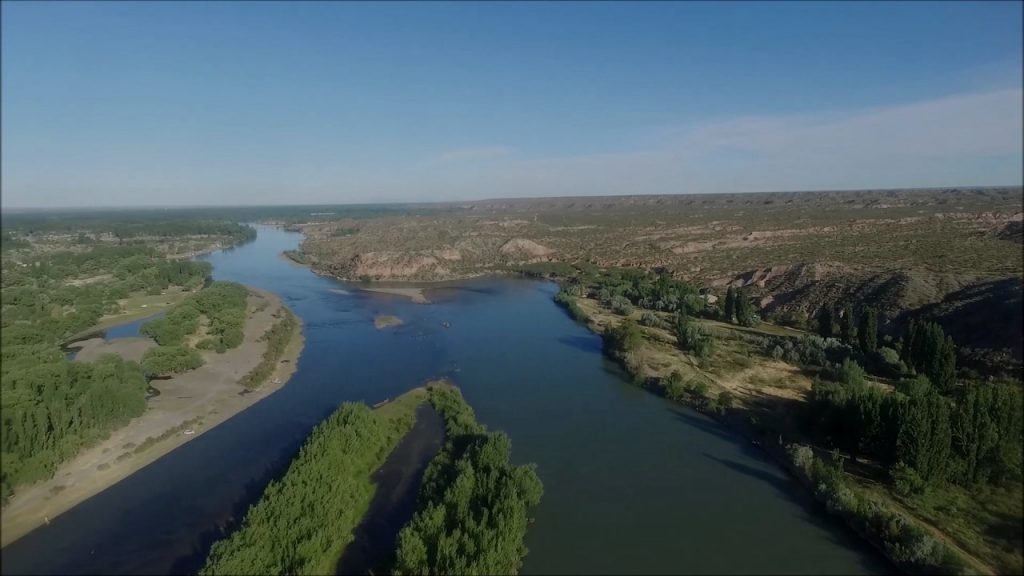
[[554, 289, 589, 323], [891, 462, 926, 496], [141, 345, 203, 376], [603, 320, 643, 358], [609, 295, 634, 316], [875, 346, 908, 377], [714, 390, 735, 414], [639, 311, 663, 328]]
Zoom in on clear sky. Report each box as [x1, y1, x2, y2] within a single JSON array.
[[2, 1, 1021, 208]]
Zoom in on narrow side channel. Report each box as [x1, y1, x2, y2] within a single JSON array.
[[335, 403, 446, 575]]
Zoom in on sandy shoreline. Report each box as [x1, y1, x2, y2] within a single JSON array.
[[0, 287, 305, 548], [359, 286, 431, 304]]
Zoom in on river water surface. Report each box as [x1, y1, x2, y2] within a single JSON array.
[[1, 226, 888, 575]]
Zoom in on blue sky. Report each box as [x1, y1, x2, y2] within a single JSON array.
[[2, 1, 1021, 207]]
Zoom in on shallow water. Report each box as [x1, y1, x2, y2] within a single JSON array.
[[1, 226, 889, 575]]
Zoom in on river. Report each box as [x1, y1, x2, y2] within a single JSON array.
[[0, 225, 888, 575]]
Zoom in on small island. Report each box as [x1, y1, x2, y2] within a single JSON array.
[[374, 315, 404, 329]]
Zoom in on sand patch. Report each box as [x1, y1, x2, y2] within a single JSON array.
[[359, 286, 430, 304], [374, 315, 404, 329]]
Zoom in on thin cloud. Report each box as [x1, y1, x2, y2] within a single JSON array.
[[432, 146, 513, 163], [440, 87, 1024, 197]]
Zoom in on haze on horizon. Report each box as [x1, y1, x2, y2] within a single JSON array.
[[1, 1, 1022, 209]]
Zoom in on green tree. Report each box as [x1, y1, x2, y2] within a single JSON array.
[[734, 290, 757, 327], [897, 389, 952, 487], [603, 319, 642, 358], [673, 313, 713, 358], [817, 307, 834, 338], [839, 304, 856, 344], [858, 307, 878, 353], [952, 383, 999, 485], [723, 286, 737, 323]]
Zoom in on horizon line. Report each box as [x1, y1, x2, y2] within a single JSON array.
[[2, 183, 1021, 213]]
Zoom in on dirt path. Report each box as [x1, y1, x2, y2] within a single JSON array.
[[0, 288, 305, 548]]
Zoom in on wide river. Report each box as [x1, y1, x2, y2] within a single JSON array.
[[2, 226, 888, 574]]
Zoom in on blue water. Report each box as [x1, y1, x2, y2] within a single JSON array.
[[1, 226, 888, 575]]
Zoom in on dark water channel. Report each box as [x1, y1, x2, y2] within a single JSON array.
[[1, 226, 889, 575], [335, 404, 445, 575]]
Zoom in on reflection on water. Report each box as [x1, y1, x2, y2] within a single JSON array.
[[0, 226, 888, 575]]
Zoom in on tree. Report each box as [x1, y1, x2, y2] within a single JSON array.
[[839, 304, 856, 344], [673, 313, 713, 358], [603, 319, 642, 358], [902, 321, 957, 393], [734, 290, 757, 327], [723, 286, 736, 323], [858, 307, 878, 353], [897, 389, 952, 487], [817, 307, 834, 338], [952, 383, 999, 485], [141, 345, 203, 377]]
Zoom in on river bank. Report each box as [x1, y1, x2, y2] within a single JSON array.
[[0, 287, 305, 548], [556, 289, 989, 575]]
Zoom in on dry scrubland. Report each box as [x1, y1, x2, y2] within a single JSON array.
[[296, 187, 1022, 368]]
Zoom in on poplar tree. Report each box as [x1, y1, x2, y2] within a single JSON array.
[[723, 286, 736, 323], [817, 307, 833, 338], [858, 307, 878, 353], [839, 303, 856, 344]]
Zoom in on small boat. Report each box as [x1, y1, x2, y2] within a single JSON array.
[[183, 429, 195, 435]]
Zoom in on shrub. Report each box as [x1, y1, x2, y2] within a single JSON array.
[[609, 295, 634, 316], [639, 311, 663, 328], [890, 462, 926, 496]]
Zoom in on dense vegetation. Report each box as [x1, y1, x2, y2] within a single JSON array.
[[143, 281, 249, 354], [201, 392, 425, 575], [1, 251, 209, 502], [1, 219, 254, 503], [239, 308, 299, 389], [141, 345, 204, 377], [393, 387, 544, 575], [2, 217, 255, 245]]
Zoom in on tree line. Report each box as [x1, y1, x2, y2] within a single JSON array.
[[201, 398, 421, 575], [239, 308, 299, 389], [784, 308, 1023, 499]]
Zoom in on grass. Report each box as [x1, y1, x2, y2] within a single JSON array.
[[899, 481, 1023, 574]]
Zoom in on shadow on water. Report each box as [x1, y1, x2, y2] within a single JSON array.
[[557, 335, 602, 354], [335, 405, 445, 576], [167, 433, 308, 575]]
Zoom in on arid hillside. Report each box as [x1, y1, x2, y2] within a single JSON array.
[[294, 187, 1022, 365]]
